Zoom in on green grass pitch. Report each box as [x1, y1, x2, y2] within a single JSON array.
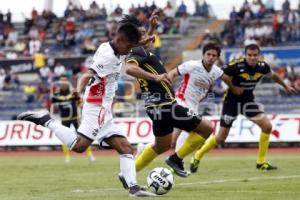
[[0, 151, 299, 200]]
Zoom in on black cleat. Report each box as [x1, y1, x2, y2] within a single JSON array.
[[118, 173, 147, 191], [165, 155, 188, 178], [17, 110, 51, 126], [129, 185, 156, 197], [190, 157, 200, 173], [256, 162, 278, 170]]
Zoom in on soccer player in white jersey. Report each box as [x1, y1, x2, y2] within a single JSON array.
[[17, 20, 155, 197], [167, 43, 242, 154]]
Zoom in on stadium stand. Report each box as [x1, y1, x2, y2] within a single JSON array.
[[0, 0, 299, 121]]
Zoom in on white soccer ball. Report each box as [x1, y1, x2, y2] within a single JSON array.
[[147, 167, 174, 195]]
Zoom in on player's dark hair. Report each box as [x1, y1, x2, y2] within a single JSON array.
[[119, 14, 142, 27], [245, 44, 260, 53], [116, 22, 141, 45], [202, 43, 221, 56]]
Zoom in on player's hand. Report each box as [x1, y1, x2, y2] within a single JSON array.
[[72, 89, 80, 98], [149, 13, 159, 28], [138, 34, 155, 46], [285, 85, 297, 95], [231, 86, 243, 95], [155, 73, 172, 85]]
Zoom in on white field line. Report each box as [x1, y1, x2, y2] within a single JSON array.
[[71, 175, 300, 193]]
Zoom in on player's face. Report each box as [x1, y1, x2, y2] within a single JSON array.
[[115, 36, 136, 55], [245, 49, 260, 67], [138, 27, 148, 48], [59, 77, 69, 91], [203, 49, 219, 67]]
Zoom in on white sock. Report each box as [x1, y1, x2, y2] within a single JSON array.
[[46, 120, 77, 149], [175, 130, 189, 152], [120, 154, 137, 188]]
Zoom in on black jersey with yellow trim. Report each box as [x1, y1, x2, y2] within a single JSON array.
[[126, 47, 175, 107], [223, 58, 271, 101], [52, 92, 80, 121]]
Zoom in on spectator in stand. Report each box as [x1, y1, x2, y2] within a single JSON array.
[[129, 4, 136, 14], [29, 38, 41, 55], [194, 0, 210, 18], [81, 37, 96, 54], [87, 1, 101, 19], [6, 27, 18, 47], [39, 65, 51, 84], [114, 4, 123, 16], [5, 9, 12, 25], [133, 9, 148, 25], [53, 62, 66, 79], [265, 0, 274, 13], [164, 1, 175, 17], [150, 1, 158, 13], [33, 49, 46, 72], [179, 12, 189, 35], [28, 25, 39, 39], [282, 0, 290, 15], [31, 8, 38, 21], [23, 83, 36, 103], [153, 30, 162, 60], [176, 0, 187, 17]]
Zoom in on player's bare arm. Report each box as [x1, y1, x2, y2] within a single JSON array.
[[270, 72, 297, 95], [221, 73, 243, 95], [126, 61, 172, 85], [167, 67, 180, 83], [75, 69, 95, 95]]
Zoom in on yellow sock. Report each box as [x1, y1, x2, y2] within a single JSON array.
[[86, 146, 93, 157], [257, 132, 270, 164], [177, 132, 206, 159], [135, 145, 158, 172], [194, 135, 217, 160], [62, 144, 70, 160]]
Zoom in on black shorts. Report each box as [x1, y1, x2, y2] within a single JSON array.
[[62, 119, 79, 129], [146, 103, 202, 137], [220, 99, 264, 128]]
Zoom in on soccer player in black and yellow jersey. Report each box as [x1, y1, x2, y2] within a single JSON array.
[[124, 24, 214, 178], [190, 44, 296, 172]]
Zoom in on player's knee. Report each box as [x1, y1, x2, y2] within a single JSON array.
[[119, 144, 134, 155], [216, 134, 226, 144], [262, 123, 272, 133], [152, 144, 169, 154], [200, 120, 214, 138], [72, 145, 87, 153]]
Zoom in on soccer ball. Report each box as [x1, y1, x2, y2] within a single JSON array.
[[147, 167, 174, 195]]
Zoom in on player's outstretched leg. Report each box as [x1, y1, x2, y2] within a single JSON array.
[[18, 110, 78, 149]]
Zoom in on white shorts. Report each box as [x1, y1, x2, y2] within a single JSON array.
[[77, 104, 125, 144]]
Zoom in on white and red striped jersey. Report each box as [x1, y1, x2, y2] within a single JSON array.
[[176, 60, 223, 112], [83, 42, 122, 108]]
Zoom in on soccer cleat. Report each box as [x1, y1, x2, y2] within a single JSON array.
[[165, 156, 188, 178], [17, 110, 51, 126], [190, 157, 200, 173], [129, 185, 156, 197], [118, 173, 147, 191], [256, 162, 278, 170], [118, 173, 129, 190]]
